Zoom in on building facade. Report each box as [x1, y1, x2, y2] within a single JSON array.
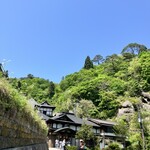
[[28, 98, 125, 149], [88, 118, 125, 149], [46, 112, 100, 147]]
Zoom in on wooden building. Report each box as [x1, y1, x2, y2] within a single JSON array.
[[88, 118, 125, 149], [28, 99, 125, 149], [36, 101, 56, 117], [46, 112, 100, 147], [28, 98, 55, 120]]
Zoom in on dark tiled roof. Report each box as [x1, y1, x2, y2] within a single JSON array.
[[88, 118, 116, 126], [40, 101, 56, 109], [66, 114, 99, 126], [28, 99, 55, 109], [50, 112, 99, 127], [51, 113, 64, 120]]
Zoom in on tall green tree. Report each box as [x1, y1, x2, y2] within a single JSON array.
[[76, 124, 95, 142], [92, 54, 104, 65], [83, 56, 93, 69], [27, 74, 34, 79], [75, 99, 99, 118], [49, 81, 55, 98], [122, 43, 147, 55], [122, 52, 135, 61], [139, 52, 150, 91], [98, 91, 119, 119], [105, 54, 122, 75], [17, 80, 22, 90]]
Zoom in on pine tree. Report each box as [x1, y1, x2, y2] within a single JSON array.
[[83, 56, 93, 69], [49, 81, 55, 98]]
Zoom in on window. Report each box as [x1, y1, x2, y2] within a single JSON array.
[[77, 126, 80, 131], [47, 108, 52, 112], [92, 128, 96, 133], [46, 110, 52, 116], [53, 123, 57, 128], [96, 129, 100, 133], [57, 124, 62, 128], [106, 127, 113, 133], [43, 111, 47, 115], [70, 125, 75, 130], [46, 111, 50, 115]]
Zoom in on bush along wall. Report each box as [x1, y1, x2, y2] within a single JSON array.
[[0, 78, 48, 149]]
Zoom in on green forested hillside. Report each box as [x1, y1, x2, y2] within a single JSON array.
[[5, 43, 150, 149], [9, 43, 150, 119], [9, 75, 55, 103], [52, 47, 150, 118]]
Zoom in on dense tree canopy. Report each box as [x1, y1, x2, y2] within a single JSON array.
[[92, 54, 104, 65], [9, 77, 52, 103], [8, 44, 150, 120], [122, 43, 148, 55]]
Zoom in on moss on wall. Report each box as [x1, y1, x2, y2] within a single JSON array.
[[0, 78, 48, 149]]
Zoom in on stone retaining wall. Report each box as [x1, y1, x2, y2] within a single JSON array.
[[2, 143, 48, 150], [0, 116, 47, 149], [0, 80, 48, 149]]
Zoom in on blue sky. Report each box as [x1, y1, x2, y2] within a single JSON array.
[[0, 0, 150, 83]]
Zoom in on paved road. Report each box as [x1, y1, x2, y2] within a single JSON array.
[[49, 148, 60, 150]]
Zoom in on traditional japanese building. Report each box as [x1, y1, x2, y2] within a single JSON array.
[[46, 112, 100, 147], [28, 98, 125, 149], [37, 101, 56, 117], [28, 98, 55, 120], [88, 118, 125, 149]]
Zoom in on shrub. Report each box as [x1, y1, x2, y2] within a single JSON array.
[[104, 142, 122, 150], [66, 146, 77, 150]]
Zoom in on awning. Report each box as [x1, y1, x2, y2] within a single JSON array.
[[54, 127, 76, 133]]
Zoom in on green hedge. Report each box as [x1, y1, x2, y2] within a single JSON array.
[[66, 146, 78, 150]]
